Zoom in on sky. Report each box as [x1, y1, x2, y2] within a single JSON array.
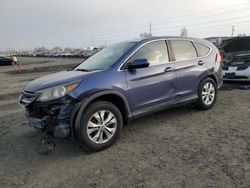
[[0, 0, 250, 51]]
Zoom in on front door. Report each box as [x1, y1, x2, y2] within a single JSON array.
[[124, 40, 176, 112]]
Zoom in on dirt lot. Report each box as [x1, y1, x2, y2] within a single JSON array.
[[0, 57, 250, 188]]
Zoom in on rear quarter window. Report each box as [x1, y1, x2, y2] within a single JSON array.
[[193, 42, 210, 57], [171, 40, 197, 61]]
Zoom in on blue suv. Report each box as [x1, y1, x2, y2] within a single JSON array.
[[19, 37, 223, 151]]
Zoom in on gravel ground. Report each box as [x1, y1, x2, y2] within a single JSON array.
[[0, 57, 250, 188]]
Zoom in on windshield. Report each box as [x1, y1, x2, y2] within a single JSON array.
[[74, 42, 135, 71]]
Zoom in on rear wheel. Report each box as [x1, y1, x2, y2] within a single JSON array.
[[75, 101, 123, 151], [196, 77, 217, 110]]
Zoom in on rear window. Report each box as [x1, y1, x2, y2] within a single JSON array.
[[171, 40, 197, 61], [193, 42, 210, 57]]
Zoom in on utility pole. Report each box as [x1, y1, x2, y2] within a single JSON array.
[[231, 26, 235, 37], [91, 34, 94, 47], [149, 21, 152, 37]]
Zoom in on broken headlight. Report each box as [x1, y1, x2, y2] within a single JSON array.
[[37, 82, 80, 102]]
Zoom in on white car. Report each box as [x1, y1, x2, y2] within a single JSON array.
[[221, 37, 250, 81]]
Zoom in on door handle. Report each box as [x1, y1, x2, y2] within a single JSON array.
[[164, 67, 174, 72], [198, 60, 205, 65]]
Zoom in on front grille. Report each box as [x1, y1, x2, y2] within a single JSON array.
[[19, 91, 39, 107]]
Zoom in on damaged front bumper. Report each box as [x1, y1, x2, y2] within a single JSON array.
[[19, 91, 81, 138]]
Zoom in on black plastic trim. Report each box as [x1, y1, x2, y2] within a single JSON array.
[[132, 94, 197, 119]]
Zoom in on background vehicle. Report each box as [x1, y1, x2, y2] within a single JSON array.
[[205, 36, 231, 48], [19, 37, 223, 151], [220, 37, 250, 81], [0, 56, 13, 66]]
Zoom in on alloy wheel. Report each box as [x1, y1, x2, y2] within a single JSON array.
[[87, 110, 117, 144], [202, 82, 215, 105]]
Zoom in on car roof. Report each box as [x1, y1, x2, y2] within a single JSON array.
[[130, 36, 209, 45]]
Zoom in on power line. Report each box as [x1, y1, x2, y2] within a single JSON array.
[[89, 2, 250, 45], [95, 22, 250, 43], [189, 22, 250, 33], [152, 19, 250, 34], [153, 14, 250, 31], [153, 7, 250, 28], [152, 1, 250, 25], [94, 14, 250, 40], [92, 2, 250, 37], [188, 24, 250, 37], [94, 24, 148, 36], [173, 19, 250, 31], [155, 23, 250, 38], [94, 9, 250, 39], [149, 23, 250, 36]]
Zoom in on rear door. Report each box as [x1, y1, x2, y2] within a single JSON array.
[[169, 40, 209, 98], [124, 40, 176, 112]]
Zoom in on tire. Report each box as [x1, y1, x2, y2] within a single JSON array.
[[75, 101, 123, 151], [195, 77, 218, 110]]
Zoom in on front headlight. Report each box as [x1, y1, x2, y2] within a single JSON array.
[[37, 82, 80, 102]]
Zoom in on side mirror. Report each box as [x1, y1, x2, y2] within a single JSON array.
[[128, 59, 150, 70]]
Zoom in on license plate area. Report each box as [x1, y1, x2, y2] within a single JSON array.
[[225, 72, 236, 78]]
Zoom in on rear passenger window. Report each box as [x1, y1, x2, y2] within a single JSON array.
[[193, 42, 210, 57], [171, 40, 197, 61], [131, 41, 169, 65]]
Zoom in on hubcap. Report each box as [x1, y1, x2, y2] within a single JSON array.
[[202, 82, 215, 105], [87, 110, 117, 144]]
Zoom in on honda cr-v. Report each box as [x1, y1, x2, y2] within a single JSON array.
[[19, 37, 223, 151]]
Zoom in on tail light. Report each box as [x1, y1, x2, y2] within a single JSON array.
[[216, 52, 224, 63]]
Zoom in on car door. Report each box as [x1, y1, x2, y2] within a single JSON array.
[[169, 39, 209, 98], [124, 40, 176, 112]]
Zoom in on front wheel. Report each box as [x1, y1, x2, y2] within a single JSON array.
[[75, 101, 123, 151], [195, 78, 218, 110]]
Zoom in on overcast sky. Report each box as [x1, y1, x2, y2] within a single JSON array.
[[0, 0, 250, 51]]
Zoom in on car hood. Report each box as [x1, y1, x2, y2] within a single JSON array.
[[24, 70, 95, 92]]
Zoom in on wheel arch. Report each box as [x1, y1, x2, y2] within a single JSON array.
[[199, 71, 218, 89], [73, 91, 132, 134], [195, 75, 218, 110], [206, 74, 217, 85]]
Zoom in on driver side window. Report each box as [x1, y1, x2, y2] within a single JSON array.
[[131, 40, 169, 66]]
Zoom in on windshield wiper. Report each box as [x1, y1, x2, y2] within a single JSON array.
[[75, 68, 90, 72]]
